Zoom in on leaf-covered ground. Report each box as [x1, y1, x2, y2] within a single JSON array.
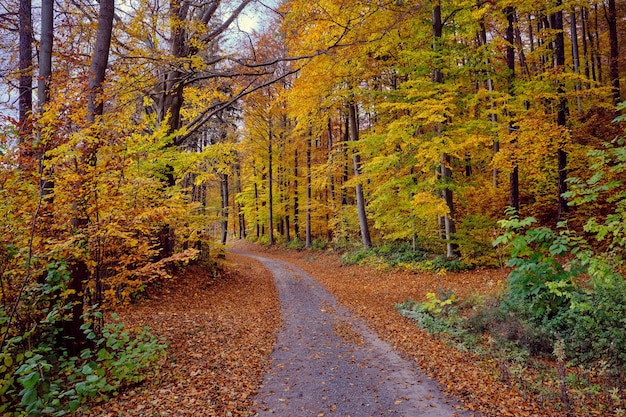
[[83, 252, 280, 416], [84, 242, 598, 416], [233, 242, 560, 417]]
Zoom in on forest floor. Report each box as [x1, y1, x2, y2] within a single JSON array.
[[84, 242, 564, 417]]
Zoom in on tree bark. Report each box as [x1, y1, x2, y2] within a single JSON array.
[[505, 6, 520, 213], [305, 135, 312, 248], [87, 0, 115, 123], [268, 122, 275, 246], [348, 102, 372, 249], [553, 0, 569, 221], [571, 7, 582, 112], [38, 0, 53, 110], [293, 148, 300, 240], [606, 0, 621, 105], [220, 173, 229, 245], [18, 0, 32, 136], [432, 0, 458, 257], [65, 0, 115, 355]]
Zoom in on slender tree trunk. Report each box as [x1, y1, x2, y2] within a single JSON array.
[[505, 6, 520, 213], [348, 102, 372, 249], [305, 135, 312, 248], [38, 0, 53, 110], [327, 117, 336, 242], [583, 8, 597, 82], [38, 0, 54, 197], [479, 17, 499, 187], [606, 0, 621, 105], [220, 173, 229, 245], [571, 7, 582, 112], [581, 8, 592, 86], [254, 176, 260, 238], [433, 0, 458, 257], [553, 0, 569, 221], [594, 4, 602, 84], [268, 122, 275, 246], [234, 162, 245, 238], [293, 148, 300, 240], [341, 115, 349, 206], [18, 0, 32, 137]]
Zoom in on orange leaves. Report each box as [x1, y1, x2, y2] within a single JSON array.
[[84, 254, 281, 416]]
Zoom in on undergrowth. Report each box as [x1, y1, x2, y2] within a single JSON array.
[[0, 262, 167, 416], [398, 208, 626, 415], [340, 242, 472, 273]]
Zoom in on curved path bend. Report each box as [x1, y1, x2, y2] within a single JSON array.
[[233, 250, 477, 417]]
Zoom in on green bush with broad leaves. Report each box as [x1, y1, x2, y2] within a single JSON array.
[[0, 261, 166, 416]]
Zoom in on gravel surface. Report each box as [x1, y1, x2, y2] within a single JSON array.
[[233, 250, 477, 417]]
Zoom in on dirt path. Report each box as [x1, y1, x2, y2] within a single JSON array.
[[234, 250, 476, 417]]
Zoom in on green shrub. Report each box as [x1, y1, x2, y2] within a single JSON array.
[[0, 262, 166, 416], [340, 247, 377, 265]]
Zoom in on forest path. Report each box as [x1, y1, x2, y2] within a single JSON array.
[[232, 249, 476, 417]]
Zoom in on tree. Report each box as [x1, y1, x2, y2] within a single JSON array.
[[18, 0, 32, 136]]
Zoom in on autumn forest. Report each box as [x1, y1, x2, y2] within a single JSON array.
[[1, 0, 626, 414]]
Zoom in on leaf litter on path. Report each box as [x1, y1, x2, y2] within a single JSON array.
[[82, 253, 280, 417], [237, 249, 477, 417], [234, 241, 559, 417]]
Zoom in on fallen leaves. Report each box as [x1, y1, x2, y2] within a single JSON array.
[[236, 241, 559, 417], [82, 253, 280, 416]]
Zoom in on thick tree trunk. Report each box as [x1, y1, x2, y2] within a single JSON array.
[[87, 0, 115, 123], [348, 102, 372, 249], [65, 0, 115, 355]]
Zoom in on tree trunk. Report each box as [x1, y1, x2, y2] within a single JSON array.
[[593, 4, 602, 84], [38, 0, 54, 196], [327, 117, 336, 242], [479, 16, 499, 187], [38, 0, 53, 110], [293, 148, 300, 240], [87, 0, 115, 123], [571, 7, 582, 112], [432, 0, 458, 257], [268, 123, 275, 246], [606, 0, 621, 105], [254, 176, 260, 238], [506, 6, 520, 213], [348, 102, 372, 249], [65, 0, 115, 355], [553, 0, 569, 221], [220, 173, 229, 245], [305, 135, 312, 249], [18, 0, 32, 137]]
